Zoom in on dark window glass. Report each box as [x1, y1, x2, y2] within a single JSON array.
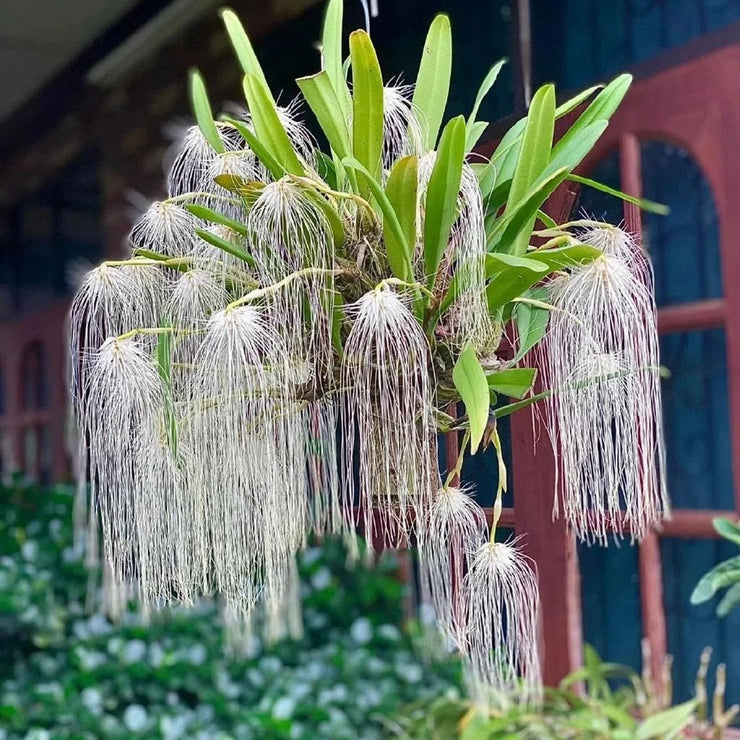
[[661, 329, 733, 509], [579, 544, 643, 672], [532, 0, 740, 90], [662, 537, 740, 703], [642, 141, 722, 306]]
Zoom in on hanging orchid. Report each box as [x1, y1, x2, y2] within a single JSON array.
[[69, 1, 669, 708]]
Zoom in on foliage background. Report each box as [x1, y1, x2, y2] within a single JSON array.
[[0, 482, 460, 740]]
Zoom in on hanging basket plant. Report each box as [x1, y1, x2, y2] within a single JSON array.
[[69, 0, 669, 708]]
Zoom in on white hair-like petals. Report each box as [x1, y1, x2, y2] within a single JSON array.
[[341, 287, 437, 553], [543, 225, 668, 543], [462, 539, 542, 709]]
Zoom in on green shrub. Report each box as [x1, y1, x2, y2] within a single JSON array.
[[0, 482, 460, 739]]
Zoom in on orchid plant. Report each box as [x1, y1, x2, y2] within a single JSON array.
[[69, 1, 669, 709]]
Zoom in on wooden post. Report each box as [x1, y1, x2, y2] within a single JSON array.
[[510, 395, 583, 685], [620, 132, 668, 693]]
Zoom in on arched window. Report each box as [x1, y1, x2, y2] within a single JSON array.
[[575, 140, 738, 702]]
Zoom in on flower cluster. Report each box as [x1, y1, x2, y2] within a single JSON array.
[[69, 1, 667, 707]]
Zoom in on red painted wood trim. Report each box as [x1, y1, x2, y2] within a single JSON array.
[[621, 133, 668, 695], [658, 510, 738, 539], [657, 299, 726, 334], [510, 372, 583, 685]]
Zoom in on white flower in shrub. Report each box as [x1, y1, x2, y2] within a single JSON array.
[[350, 617, 372, 644], [272, 696, 295, 720], [378, 624, 401, 641], [123, 704, 148, 733], [187, 643, 207, 665], [310, 566, 332, 590], [396, 662, 423, 683], [81, 687, 103, 715], [123, 639, 147, 663]]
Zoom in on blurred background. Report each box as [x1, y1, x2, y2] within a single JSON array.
[[0, 1, 739, 737]]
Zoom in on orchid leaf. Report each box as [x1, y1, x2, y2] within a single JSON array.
[[453, 344, 490, 455], [486, 368, 536, 399], [184, 203, 249, 236], [350, 30, 384, 191], [321, 0, 352, 117], [413, 14, 452, 150], [189, 70, 223, 154], [424, 115, 466, 287], [195, 227, 254, 266], [297, 71, 352, 160], [504, 83, 555, 256], [221, 9, 271, 95], [243, 74, 304, 176]]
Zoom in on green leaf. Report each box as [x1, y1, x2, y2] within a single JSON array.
[[342, 157, 411, 281], [423, 115, 466, 286], [568, 174, 670, 215], [468, 59, 506, 129], [453, 345, 490, 455], [412, 14, 452, 150], [485, 253, 549, 278], [548, 74, 631, 174], [189, 70, 223, 154], [490, 167, 570, 254], [505, 84, 555, 207], [195, 227, 254, 266], [530, 243, 602, 270], [220, 9, 271, 95], [714, 517, 740, 546], [635, 700, 696, 740], [717, 581, 740, 617], [513, 287, 550, 361], [487, 368, 536, 399], [486, 269, 546, 311], [184, 203, 249, 236], [350, 30, 384, 189], [321, 0, 352, 117], [222, 117, 285, 179], [385, 156, 418, 280], [297, 71, 352, 160], [213, 173, 266, 206], [491, 83, 601, 183], [504, 84, 555, 256], [465, 121, 489, 153], [545, 120, 608, 176], [690, 555, 740, 604], [243, 74, 304, 176]]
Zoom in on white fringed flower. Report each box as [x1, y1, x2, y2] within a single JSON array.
[[69, 262, 166, 405], [165, 269, 228, 328], [382, 84, 425, 170], [129, 201, 198, 256], [183, 305, 297, 612], [419, 486, 487, 645], [248, 179, 335, 385], [462, 539, 542, 709], [83, 337, 184, 604], [166, 123, 244, 197], [544, 225, 668, 544], [341, 287, 436, 552]]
